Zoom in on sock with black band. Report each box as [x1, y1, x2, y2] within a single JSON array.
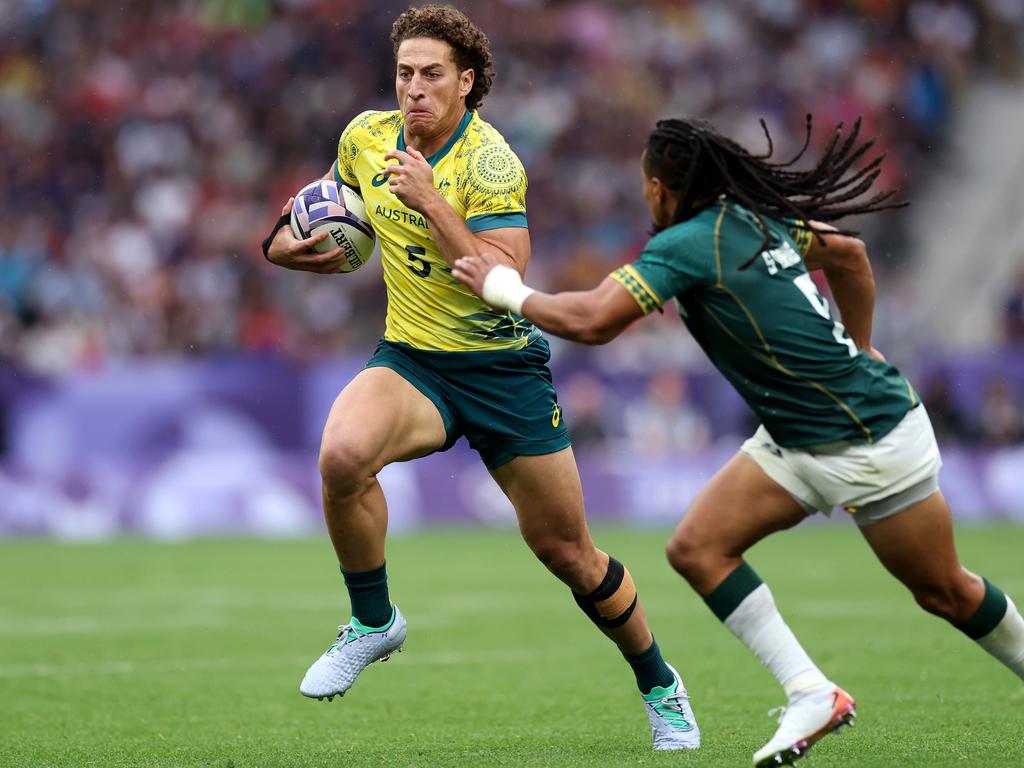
[[342, 562, 392, 629], [705, 561, 829, 698], [956, 577, 1024, 681]]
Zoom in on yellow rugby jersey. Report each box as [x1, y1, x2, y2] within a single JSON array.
[[334, 109, 537, 352]]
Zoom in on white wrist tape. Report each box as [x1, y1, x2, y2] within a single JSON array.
[[482, 265, 535, 315]]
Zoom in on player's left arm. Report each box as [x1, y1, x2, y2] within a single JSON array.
[[383, 147, 528, 273], [801, 220, 879, 356], [453, 253, 644, 344]]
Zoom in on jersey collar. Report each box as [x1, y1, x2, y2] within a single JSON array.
[[398, 109, 473, 167]]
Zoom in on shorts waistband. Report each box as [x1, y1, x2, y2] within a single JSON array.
[[804, 440, 854, 454]]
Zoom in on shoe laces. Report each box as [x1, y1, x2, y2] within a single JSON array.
[[650, 689, 693, 731], [327, 623, 367, 654], [767, 685, 829, 725]]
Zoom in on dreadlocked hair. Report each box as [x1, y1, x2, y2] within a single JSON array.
[[643, 115, 907, 269]]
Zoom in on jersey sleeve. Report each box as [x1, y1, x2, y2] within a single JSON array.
[[462, 143, 528, 233], [335, 111, 374, 188], [785, 219, 814, 256], [610, 230, 714, 315]]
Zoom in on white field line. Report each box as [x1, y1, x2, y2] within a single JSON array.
[[16, 588, 555, 608], [0, 614, 230, 636], [0, 609, 487, 637], [0, 595, 578, 637], [15, 592, 358, 612], [0, 649, 539, 679], [8, 587, 1012, 640]]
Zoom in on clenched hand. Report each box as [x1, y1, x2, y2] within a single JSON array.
[[265, 198, 349, 274]]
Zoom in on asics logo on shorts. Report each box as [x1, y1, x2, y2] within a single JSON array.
[[552, 404, 561, 428]]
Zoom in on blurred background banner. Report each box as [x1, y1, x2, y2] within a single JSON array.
[[2, 0, 1024, 536], [3, 353, 1024, 538]]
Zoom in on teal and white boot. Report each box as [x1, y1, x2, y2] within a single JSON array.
[[642, 663, 701, 750], [299, 605, 406, 700]]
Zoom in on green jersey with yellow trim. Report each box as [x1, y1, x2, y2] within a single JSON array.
[[611, 199, 916, 448], [335, 109, 538, 352]]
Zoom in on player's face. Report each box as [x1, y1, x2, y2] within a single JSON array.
[[641, 159, 673, 233], [396, 38, 474, 141]]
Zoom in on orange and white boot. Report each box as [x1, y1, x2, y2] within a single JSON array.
[[752, 685, 855, 767]]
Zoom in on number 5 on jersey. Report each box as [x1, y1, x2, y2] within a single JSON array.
[[405, 245, 431, 278]]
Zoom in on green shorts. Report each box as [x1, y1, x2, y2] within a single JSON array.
[[365, 338, 571, 469]]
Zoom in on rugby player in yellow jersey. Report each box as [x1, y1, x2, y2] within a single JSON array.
[[262, 4, 698, 749], [455, 116, 1024, 766]]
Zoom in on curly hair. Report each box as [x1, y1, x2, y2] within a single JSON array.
[[390, 4, 495, 111]]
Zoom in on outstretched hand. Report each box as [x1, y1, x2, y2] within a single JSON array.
[[454, 252, 535, 314], [265, 198, 349, 274]]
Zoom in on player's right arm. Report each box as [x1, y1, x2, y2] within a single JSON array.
[[264, 166, 349, 274], [455, 227, 708, 345], [265, 107, 369, 273], [801, 221, 880, 357], [453, 252, 645, 344]]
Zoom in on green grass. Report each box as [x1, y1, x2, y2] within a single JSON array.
[[1, 526, 1022, 767]]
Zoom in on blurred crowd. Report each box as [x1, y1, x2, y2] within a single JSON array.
[[561, 361, 1024, 455], [2, 0, 1024, 448]]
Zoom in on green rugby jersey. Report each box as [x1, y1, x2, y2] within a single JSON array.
[[611, 198, 917, 448]]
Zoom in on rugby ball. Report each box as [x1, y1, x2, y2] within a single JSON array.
[[290, 179, 376, 273]]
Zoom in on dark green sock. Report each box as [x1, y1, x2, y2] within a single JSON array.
[[956, 577, 1008, 639], [624, 637, 675, 695], [342, 563, 392, 628], [704, 561, 763, 622]]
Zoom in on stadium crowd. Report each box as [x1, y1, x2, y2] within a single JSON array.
[[1, 0, 1023, 448]]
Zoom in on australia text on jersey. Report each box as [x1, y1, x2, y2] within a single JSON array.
[[375, 205, 428, 229]]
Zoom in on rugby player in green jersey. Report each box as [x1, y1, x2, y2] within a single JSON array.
[[454, 116, 1024, 767], [261, 4, 698, 750]]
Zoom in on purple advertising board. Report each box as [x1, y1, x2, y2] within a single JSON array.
[[0, 357, 1022, 538]]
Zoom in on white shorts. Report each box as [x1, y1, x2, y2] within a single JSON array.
[[740, 405, 942, 527]]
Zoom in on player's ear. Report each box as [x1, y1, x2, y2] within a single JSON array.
[[459, 68, 474, 99], [651, 176, 667, 203]]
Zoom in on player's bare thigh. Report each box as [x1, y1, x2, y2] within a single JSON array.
[[857, 489, 983, 622], [491, 447, 588, 539], [320, 366, 447, 477], [489, 448, 604, 580], [667, 453, 807, 595]]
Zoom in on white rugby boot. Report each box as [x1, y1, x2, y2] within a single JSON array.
[[752, 684, 855, 767], [641, 663, 701, 750], [299, 605, 407, 700]]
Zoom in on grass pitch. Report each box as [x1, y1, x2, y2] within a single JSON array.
[[2, 525, 1022, 767]]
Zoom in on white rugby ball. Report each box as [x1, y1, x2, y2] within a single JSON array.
[[290, 179, 376, 272]]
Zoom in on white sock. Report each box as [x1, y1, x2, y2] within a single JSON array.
[[977, 595, 1024, 681], [724, 583, 830, 698]]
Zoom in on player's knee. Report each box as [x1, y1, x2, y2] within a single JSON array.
[[912, 582, 961, 622], [528, 536, 586, 582], [665, 530, 705, 581], [319, 440, 376, 491], [912, 571, 981, 623]]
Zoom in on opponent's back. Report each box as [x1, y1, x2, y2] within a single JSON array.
[[335, 110, 537, 352], [613, 199, 917, 448]]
